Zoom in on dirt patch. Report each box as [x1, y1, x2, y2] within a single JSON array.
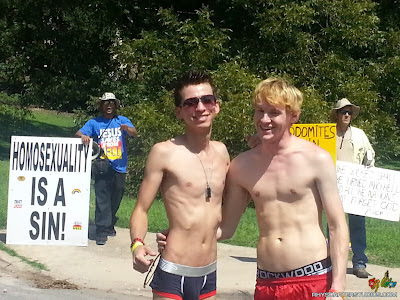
[[0, 256, 78, 290], [13, 269, 79, 290], [33, 275, 79, 290]]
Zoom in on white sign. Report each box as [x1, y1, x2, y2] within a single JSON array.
[[336, 161, 400, 221], [6, 136, 92, 245]]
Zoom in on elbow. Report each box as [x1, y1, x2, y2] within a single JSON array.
[[219, 228, 234, 241], [129, 130, 138, 137]]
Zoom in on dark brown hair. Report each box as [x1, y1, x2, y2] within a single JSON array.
[[173, 70, 216, 107]]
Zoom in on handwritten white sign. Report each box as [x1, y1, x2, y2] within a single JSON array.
[[6, 136, 92, 245], [336, 161, 400, 221]]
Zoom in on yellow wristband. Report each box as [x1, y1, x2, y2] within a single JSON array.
[[131, 241, 144, 253]]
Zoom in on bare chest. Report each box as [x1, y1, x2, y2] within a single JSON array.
[[242, 159, 316, 204], [161, 152, 228, 199]]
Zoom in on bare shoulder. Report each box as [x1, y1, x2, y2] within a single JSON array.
[[293, 137, 334, 165], [210, 140, 230, 158], [150, 139, 171, 154], [230, 147, 257, 172], [148, 137, 181, 160]]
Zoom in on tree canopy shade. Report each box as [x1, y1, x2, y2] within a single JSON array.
[[1, 0, 399, 192]]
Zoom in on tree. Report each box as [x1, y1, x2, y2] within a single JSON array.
[[1, 0, 399, 193]]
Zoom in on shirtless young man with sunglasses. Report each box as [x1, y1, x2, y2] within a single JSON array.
[[130, 70, 230, 300], [158, 78, 349, 300]]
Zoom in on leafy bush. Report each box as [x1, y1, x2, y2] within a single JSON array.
[[2, 0, 400, 183], [122, 93, 183, 194], [0, 93, 30, 158]]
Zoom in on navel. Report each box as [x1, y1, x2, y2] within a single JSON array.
[[254, 191, 260, 197]]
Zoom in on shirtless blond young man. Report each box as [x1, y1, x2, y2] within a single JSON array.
[[219, 78, 349, 300], [130, 71, 230, 300]]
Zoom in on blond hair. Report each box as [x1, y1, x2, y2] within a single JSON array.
[[253, 78, 303, 113]]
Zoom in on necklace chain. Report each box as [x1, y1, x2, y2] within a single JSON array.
[[195, 150, 213, 199]]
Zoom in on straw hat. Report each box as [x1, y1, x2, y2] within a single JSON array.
[[97, 92, 120, 109], [330, 98, 360, 122]]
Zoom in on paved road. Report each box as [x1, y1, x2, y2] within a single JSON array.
[[0, 227, 399, 300], [0, 276, 141, 300]]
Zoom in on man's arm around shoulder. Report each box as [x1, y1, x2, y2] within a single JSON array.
[[219, 156, 251, 241]]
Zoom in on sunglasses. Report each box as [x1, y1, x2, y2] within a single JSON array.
[[103, 100, 116, 106], [338, 110, 353, 116], [181, 95, 217, 109]]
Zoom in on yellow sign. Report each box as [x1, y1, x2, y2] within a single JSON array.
[[290, 123, 337, 162]]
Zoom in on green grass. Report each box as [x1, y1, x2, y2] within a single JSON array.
[[366, 218, 400, 267], [0, 109, 78, 228], [0, 109, 78, 160], [115, 196, 169, 232], [220, 206, 259, 248], [1, 109, 399, 268], [0, 242, 48, 270], [322, 213, 400, 267], [0, 160, 9, 228], [378, 159, 400, 171]]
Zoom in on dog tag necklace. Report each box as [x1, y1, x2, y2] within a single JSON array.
[[195, 150, 213, 199]]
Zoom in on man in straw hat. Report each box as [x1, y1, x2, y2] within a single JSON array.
[[330, 98, 375, 278], [76, 92, 137, 245]]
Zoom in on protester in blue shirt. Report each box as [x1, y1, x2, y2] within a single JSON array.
[[76, 92, 137, 245]]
